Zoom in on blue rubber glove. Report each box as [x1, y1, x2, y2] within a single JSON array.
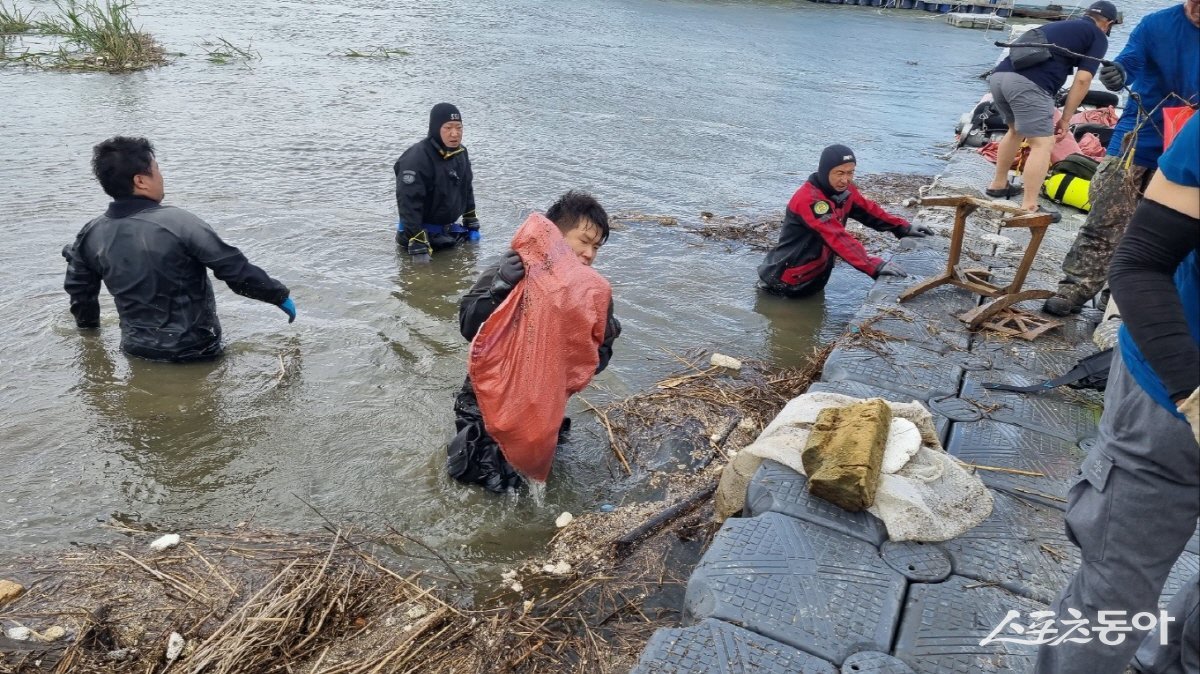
[[279, 297, 296, 323]]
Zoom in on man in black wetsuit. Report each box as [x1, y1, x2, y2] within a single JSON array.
[[448, 191, 621, 493], [63, 136, 295, 362], [393, 103, 479, 262]]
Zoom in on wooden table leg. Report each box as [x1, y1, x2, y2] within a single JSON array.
[[1005, 224, 1048, 294]]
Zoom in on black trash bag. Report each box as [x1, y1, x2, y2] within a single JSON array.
[[1051, 153, 1101, 180], [446, 377, 571, 493]]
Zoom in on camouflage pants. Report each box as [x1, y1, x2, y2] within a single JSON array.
[[1054, 157, 1154, 306]]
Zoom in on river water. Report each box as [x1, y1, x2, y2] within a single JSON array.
[[0, 0, 1168, 576]]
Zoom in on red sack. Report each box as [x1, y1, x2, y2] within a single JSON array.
[[1163, 106, 1196, 149], [468, 213, 611, 483]]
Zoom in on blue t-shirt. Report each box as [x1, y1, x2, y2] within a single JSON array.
[[995, 18, 1108, 95], [1118, 115, 1200, 417], [1106, 5, 1200, 169]]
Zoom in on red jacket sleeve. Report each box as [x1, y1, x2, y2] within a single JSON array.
[[847, 186, 910, 235], [788, 191, 884, 277]]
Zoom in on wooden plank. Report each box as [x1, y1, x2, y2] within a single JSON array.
[[899, 274, 952, 302], [919, 195, 1032, 216], [1001, 212, 1054, 228], [958, 289, 1056, 329], [1007, 224, 1048, 293]]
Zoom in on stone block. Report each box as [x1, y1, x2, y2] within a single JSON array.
[[803, 400, 891, 512]]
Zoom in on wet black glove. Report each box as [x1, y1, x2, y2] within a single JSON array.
[[900, 223, 934, 238], [875, 261, 908, 278], [464, 218, 480, 231], [490, 250, 525, 296], [1099, 62, 1126, 92]]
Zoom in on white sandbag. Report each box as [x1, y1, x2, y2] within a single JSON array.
[[714, 391, 992, 542]]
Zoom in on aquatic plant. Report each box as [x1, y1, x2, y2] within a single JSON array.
[[44, 0, 165, 71], [0, 1, 37, 34], [339, 46, 410, 58], [0, 0, 165, 71], [201, 36, 258, 64]]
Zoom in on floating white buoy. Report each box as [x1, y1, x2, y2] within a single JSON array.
[[555, 512, 574, 528], [149, 534, 181, 552]]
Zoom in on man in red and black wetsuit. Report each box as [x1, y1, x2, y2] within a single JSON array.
[[758, 144, 932, 297]]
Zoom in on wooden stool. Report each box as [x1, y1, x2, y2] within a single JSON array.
[[898, 196, 1062, 340]]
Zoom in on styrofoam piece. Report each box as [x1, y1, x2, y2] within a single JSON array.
[[894, 575, 1046, 673], [960, 371, 1100, 443], [883, 418, 921, 474], [947, 420, 1085, 508], [840, 651, 917, 673], [149, 534, 181, 552], [630, 618, 837, 674], [881, 541, 952, 582], [822, 345, 963, 400], [745, 461, 889, 547], [685, 513, 906, 665], [937, 490, 1077, 604]]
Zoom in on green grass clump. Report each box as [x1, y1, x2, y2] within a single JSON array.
[[0, 1, 37, 34], [45, 0, 165, 71], [0, 0, 165, 71]]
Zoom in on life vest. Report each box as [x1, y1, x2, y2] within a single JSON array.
[[1042, 173, 1092, 212]]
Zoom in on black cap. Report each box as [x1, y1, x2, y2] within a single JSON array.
[[427, 102, 462, 141], [1086, 1, 1121, 23]]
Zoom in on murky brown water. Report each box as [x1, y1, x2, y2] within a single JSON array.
[[0, 0, 1164, 577]]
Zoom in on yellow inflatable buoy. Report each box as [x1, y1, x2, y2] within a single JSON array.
[[1042, 172, 1092, 212]]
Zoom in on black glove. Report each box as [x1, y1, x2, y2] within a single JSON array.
[[490, 250, 525, 296], [900, 223, 934, 238], [875, 261, 908, 278], [1099, 62, 1126, 92], [463, 218, 480, 231]]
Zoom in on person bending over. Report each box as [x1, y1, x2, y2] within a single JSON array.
[[758, 144, 930, 297]]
